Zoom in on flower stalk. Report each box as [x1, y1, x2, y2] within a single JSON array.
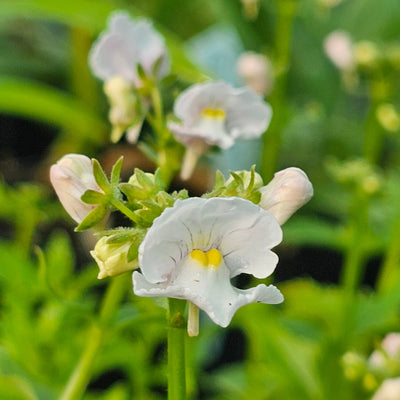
[[167, 298, 187, 400], [59, 274, 129, 400]]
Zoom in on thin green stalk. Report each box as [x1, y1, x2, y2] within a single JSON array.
[[59, 274, 129, 400], [167, 298, 187, 400], [376, 217, 400, 293], [110, 198, 140, 224], [260, 0, 296, 181]]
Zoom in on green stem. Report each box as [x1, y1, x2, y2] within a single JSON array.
[[260, 0, 296, 181], [59, 274, 128, 400], [110, 198, 140, 224], [376, 217, 400, 293], [167, 298, 187, 400]]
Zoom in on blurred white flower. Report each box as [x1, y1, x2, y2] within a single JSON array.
[[237, 51, 274, 95], [133, 197, 283, 328], [370, 333, 400, 369], [89, 11, 170, 87], [50, 154, 102, 223], [372, 378, 400, 400], [168, 81, 272, 179], [91, 236, 138, 279], [258, 167, 313, 225], [324, 31, 355, 71]]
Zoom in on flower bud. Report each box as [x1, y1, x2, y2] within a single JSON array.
[[372, 378, 400, 400], [324, 31, 355, 71], [376, 104, 400, 133], [50, 154, 102, 223], [258, 167, 313, 225], [104, 76, 143, 143], [91, 236, 138, 279], [237, 52, 273, 95], [354, 41, 380, 69]]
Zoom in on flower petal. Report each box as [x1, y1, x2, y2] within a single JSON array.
[[138, 197, 282, 283], [225, 88, 272, 139], [134, 254, 283, 327]]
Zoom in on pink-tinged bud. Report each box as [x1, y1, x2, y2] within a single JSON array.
[[372, 378, 400, 400], [258, 167, 313, 225], [237, 52, 273, 95], [324, 31, 355, 71], [50, 154, 102, 223]]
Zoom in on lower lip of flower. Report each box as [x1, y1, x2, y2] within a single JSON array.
[[190, 248, 222, 268]]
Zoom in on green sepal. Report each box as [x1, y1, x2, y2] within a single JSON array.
[[119, 183, 144, 203], [92, 159, 111, 193], [214, 170, 226, 190], [111, 156, 124, 187], [127, 243, 139, 262], [135, 168, 154, 188], [75, 204, 108, 232], [81, 189, 105, 205]]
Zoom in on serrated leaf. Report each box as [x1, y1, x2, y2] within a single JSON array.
[[92, 159, 110, 193], [81, 189, 105, 205], [111, 156, 124, 187], [75, 204, 108, 232]]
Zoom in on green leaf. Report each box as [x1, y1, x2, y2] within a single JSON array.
[[81, 189, 105, 205], [0, 77, 106, 143], [110, 157, 124, 187], [75, 204, 107, 232], [214, 170, 226, 190], [92, 159, 110, 193]]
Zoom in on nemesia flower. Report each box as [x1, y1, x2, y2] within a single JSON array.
[[89, 11, 170, 87], [237, 51, 274, 95], [324, 31, 355, 71], [258, 167, 314, 225], [168, 81, 272, 179], [372, 378, 400, 400], [91, 236, 139, 279], [133, 197, 283, 328], [50, 154, 102, 223]]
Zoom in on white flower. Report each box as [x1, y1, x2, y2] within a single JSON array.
[[168, 81, 272, 179], [324, 31, 355, 71], [91, 236, 138, 279], [133, 197, 283, 328], [369, 333, 400, 369], [50, 154, 102, 223], [89, 11, 170, 87], [237, 51, 274, 95], [372, 378, 400, 400], [258, 167, 313, 225]]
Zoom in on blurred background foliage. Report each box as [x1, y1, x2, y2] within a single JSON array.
[[1, 0, 400, 399]]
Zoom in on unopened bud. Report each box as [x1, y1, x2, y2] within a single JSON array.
[[324, 31, 355, 71], [50, 154, 102, 223], [376, 104, 400, 133], [91, 236, 138, 279], [258, 167, 313, 225], [372, 378, 400, 400], [237, 52, 273, 95], [354, 41, 380, 69]]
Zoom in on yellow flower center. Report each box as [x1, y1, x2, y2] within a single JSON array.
[[190, 248, 222, 268], [200, 107, 226, 119]]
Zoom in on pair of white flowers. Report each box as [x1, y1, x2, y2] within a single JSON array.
[[90, 11, 272, 179], [50, 154, 313, 328]]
